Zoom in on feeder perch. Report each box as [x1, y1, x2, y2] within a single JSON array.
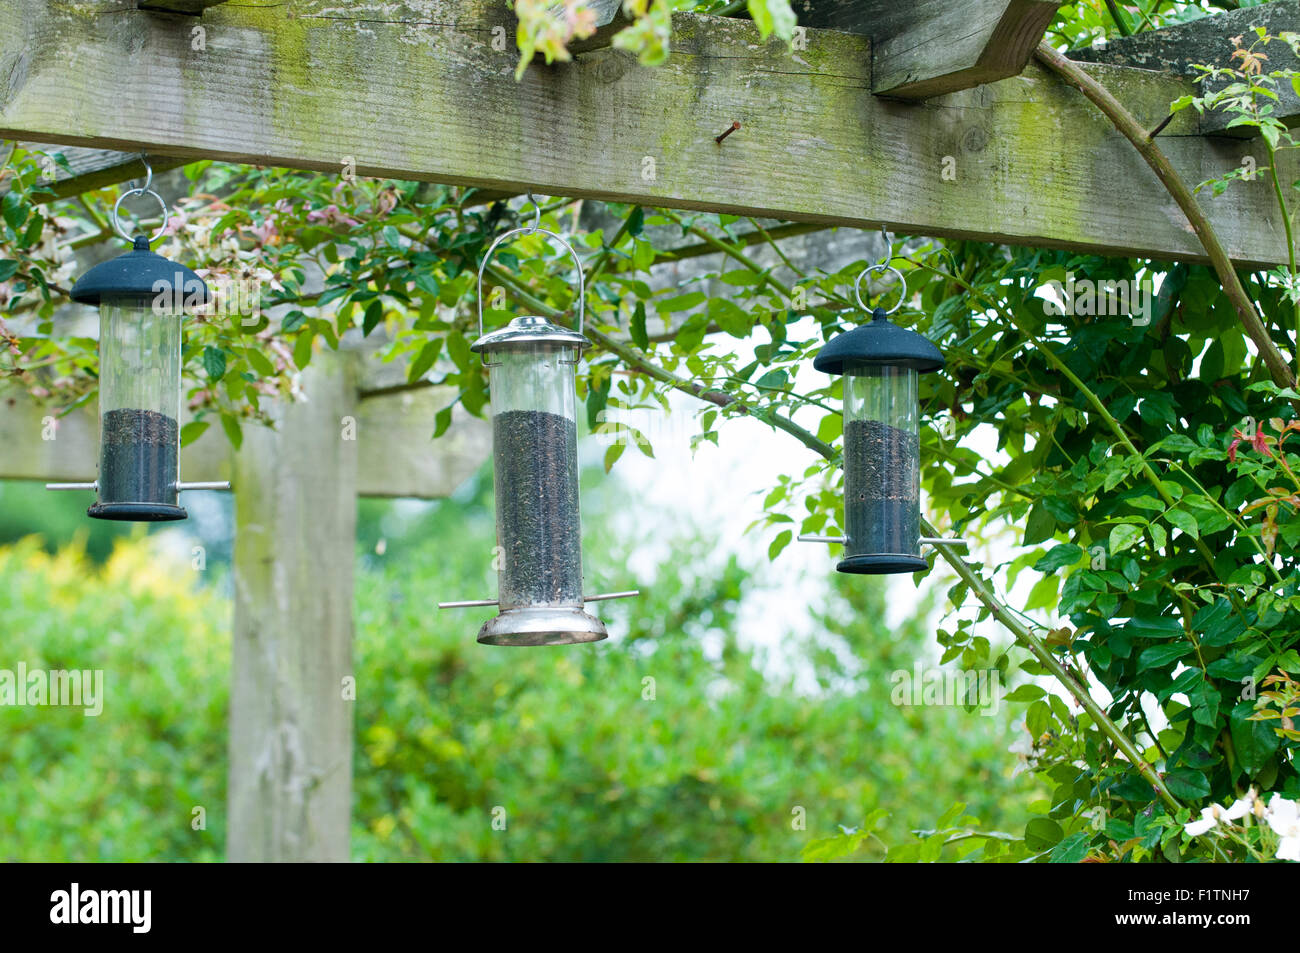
[[440, 207, 637, 645], [47, 162, 229, 521], [800, 264, 963, 574]]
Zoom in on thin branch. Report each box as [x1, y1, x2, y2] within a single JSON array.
[[1035, 42, 1297, 392]]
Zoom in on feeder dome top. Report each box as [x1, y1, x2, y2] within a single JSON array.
[[813, 308, 944, 375], [71, 236, 211, 307], [471, 315, 590, 353]]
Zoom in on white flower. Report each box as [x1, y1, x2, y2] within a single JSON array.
[[1184, 792, 1253, 837], [1265, 795, 1300, 862]]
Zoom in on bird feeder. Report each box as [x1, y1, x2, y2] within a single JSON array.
[[47, 164, 229, 520], [440, 214, 636, 645], [801, 264, 962, 574]]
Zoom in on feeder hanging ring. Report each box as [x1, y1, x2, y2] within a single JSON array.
[[476, 225, 585, 339], [112, 185, 170, 243], [854, 262, 905, 316]]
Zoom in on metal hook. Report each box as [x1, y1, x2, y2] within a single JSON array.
[[523, 191, 541, 235], [854, 263, 906, 316], [880, 225, 894, 265], [134, 155, 154, 193], [477, 226, 585, 339]]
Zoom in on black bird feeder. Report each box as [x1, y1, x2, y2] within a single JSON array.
[[47, 162, 229, 521], [440, 200, 637, 645], [801, 263, 964, 574]]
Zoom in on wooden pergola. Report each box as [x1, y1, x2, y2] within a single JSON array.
[[1, 0, 1295, 861]]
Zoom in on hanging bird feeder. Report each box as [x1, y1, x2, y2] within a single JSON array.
[[47, 161, 229, 521], [801, 262, 964, 574], [440, 204, 637, 645]]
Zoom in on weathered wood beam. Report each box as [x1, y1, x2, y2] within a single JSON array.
[[1, 1, 1295, 266], [798, 0, 1063, 99], [10, 143, 186, 202], [0, 381, 490, 498], [139, 0, 228, 13], [1070, 0, 1300, 137]]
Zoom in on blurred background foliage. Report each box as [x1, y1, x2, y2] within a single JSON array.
[[0, 462, 1032, 862]]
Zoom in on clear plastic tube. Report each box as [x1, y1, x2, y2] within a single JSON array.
[[842, 363, 920, 558], [487, 342, 584, 609], [96, 296, 181, 506]]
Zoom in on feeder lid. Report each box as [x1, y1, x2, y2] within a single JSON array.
[[70, 236, 211, 307], [471, 315, 590, 353], [813, 308, 944, 375]]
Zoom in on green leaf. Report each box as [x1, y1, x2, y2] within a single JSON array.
[[432, 404, 454, 439], [1050, 831, 1091, 863], [1137, 643, 1193, 670], [630, 300, 649, 351], [1230, 700, 1280, 776], [414, 273, 441, 298], [179, 420, 210, 447], [407, 339, 442, 383], [281, 310, 307, 333], [627, 206, 645, 237], [1023, 503, 1056, 545], [0, 259, 19, 282], [1108, 523, 1144, 555], [363, 299, 384, 336], [1123, 616, 1184, 640], [1024, 817, 1063, 851], [747, 0, 796, 41], [1003, 685, 1046, 702], [603, 441, 626, 473], [203, 346, 227, 382], [293, 329, 314, 369], [2, 191, 28, 230], [768, 529, 793, 560], [447, 332, 472, 372], [1033, 543, 1083, 572], [219, 412, 243, 451], [1164, 768, 1211, 801]]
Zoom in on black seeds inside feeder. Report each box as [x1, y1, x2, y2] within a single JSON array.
[[47, 171, 228, 521], [801, 264, 953, 575]]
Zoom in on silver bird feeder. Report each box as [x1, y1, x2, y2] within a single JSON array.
[[46, 162, 229, 521], [800, 263, 964, 573], [440, 212, 637, 645]]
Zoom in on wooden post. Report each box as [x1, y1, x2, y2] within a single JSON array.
[[227, 348, 358, 863]]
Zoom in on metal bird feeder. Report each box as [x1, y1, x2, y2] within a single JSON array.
[[801, 262, 963, 573], [47, 161, 229, 520], [440, 204, 636, 645]]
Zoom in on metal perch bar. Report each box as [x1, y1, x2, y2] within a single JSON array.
[[439, 589, 641, 610]]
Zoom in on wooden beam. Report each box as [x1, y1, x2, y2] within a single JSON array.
[[0, 381, 491, 499], [1, 1, 1295, 266], [11, 143, 186, 202], [798, 0, 1063, 99], [139, 0, 228, 13], [1069, 0, 1300, 137]]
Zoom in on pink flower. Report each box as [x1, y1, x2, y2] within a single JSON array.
[[307, 205, 359, 228]]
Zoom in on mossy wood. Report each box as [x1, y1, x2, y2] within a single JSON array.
[[0, 1, 1294, 265], [800, 0, 1063, 100]]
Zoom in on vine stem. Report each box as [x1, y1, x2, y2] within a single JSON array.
[[483, 243, 1183, 814], [1035, 42, 1298, 393]]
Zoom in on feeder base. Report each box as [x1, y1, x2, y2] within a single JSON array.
[[837, 553, 927, 575], [88, 502, 188, 523], [478, 606, 608, 647]]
